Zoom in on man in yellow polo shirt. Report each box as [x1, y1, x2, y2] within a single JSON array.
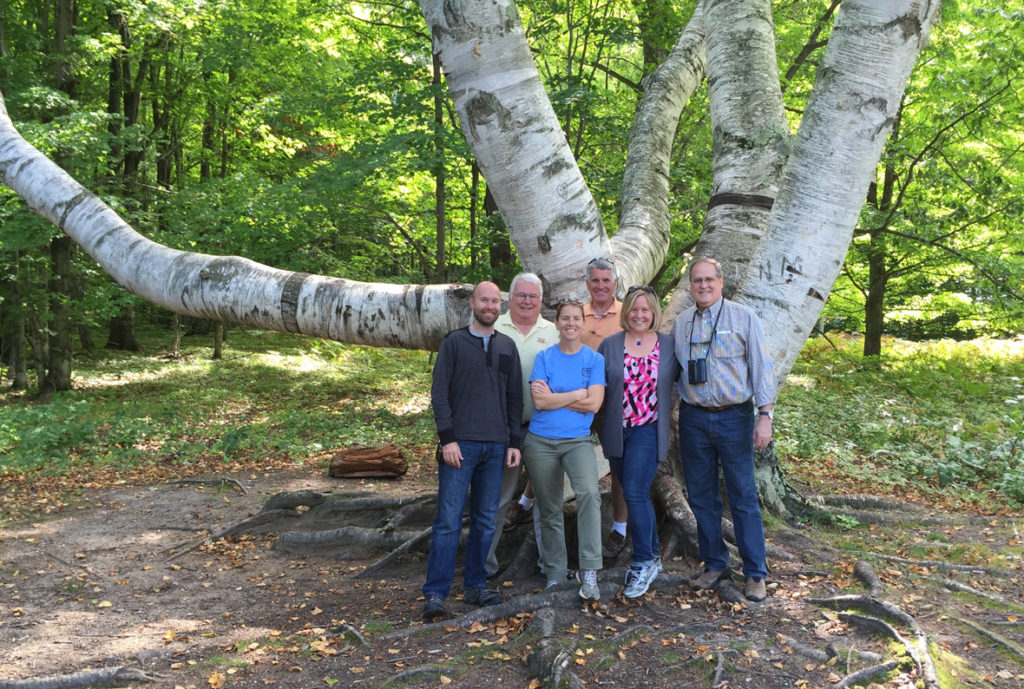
[[580, 257, 629, 563], [486, 273, 559, 578]]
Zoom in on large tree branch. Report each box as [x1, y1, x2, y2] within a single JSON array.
[[0, 92, 470, 351]]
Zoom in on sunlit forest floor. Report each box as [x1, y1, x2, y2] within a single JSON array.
[[1, 331, 1023, 688]]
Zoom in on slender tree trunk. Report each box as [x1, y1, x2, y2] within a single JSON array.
[[170, 313, 181, 356], [432, 52, 447, 282], [107, 304, 139, 351], [470, 163, 480, 270], [863, 232, 886, 357], [484, 187, 512, 273], [212, 321, 224, 360], [41, 236, 73, 396]]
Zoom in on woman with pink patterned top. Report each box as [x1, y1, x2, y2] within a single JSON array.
[[597, 286, 679, 598]]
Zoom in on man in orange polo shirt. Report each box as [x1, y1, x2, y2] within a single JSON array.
[[580, 257, 629, 562]]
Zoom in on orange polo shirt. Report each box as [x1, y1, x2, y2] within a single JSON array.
[[581, 299, 623, 350]]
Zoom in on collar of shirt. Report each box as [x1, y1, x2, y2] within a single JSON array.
[[584, 299, 620, 319]]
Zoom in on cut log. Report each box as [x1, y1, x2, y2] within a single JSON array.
[[328, 444, 409, 478]]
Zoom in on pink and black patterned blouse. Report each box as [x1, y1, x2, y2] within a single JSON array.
[[623, 340, 659, 427]]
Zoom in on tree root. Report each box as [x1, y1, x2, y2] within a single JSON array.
[[852, 560, 884, 597], [813, 594, 939, 689], [843, 550, 1015, 577], [260, 490, 327, 511], [0, 666, 155, 689], [712, 648, 738, 688], [827, 659, 900, 689], [274, 525, 422, 555], [923, 575, 1024, 610], [838, 612, 938, 689], [814, 493, 924, 513], [952, 617, 1024, 661], [382, 575, 689, 641], [377, 665, 446, 688], [354, 526, 433, 579], [162, 508, 301, 559], [164, 477, 246, 494], [330, 623, 369, 646]]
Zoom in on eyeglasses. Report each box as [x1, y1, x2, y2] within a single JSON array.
[[627, 285, 656, 296], [511, 292, 541, 302], [587, 256, 615, 268], [556, 298, 585, 308]]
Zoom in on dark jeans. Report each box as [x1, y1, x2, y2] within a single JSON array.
[[423, 440, 505, 598], [607, 423, 660, 564], [678, 404, 767, 579]]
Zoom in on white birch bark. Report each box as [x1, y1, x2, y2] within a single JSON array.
[[697, 0, 790, 283], [0, 96, 470, 351], [733, 0, 942, 380], [613, 2, 707, 289], [418, 0, 613, 299], [662, 0, 789, 326]]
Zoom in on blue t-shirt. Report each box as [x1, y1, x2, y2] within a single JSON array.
[[528, 344, 606, 439]]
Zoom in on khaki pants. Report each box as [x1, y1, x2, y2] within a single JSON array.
[[523, 432, 603, 582]]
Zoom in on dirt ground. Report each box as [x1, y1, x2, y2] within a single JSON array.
[[2, 464, 1023, 689]]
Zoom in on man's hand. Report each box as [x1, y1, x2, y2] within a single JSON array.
[[441, 441, 463, 468], [753, 416, 772, 451], [506, 448, 521, 468]]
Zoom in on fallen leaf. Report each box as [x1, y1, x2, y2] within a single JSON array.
[[208, 671, 226, 688]]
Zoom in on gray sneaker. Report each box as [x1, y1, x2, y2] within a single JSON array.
[[624, 561, 658, 598], [691, 568, 730, 590], [577, 569, 600, 600]]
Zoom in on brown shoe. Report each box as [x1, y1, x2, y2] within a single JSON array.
[[744, 576, 767, 601], [601, 530, 627, 560], [503, 502, 532, 532], [691, 568, 729, 590]]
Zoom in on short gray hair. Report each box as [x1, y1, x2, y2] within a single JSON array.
[[687, 257, 723, 280], [586, 257, 617, 281], [509, 272, 543, 298]]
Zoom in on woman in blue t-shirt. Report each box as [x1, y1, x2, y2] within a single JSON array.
[[524, 299, 606, 600]]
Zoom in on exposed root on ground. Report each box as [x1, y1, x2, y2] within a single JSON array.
[[923, 575, 1024, 610], [952, 617, 1024, 661], [382, 574, 690, 641], [0, 666, 155, 689], [827, 659, 900, 689], [810, 560, 940, 689], [164, 477, 246, 494]]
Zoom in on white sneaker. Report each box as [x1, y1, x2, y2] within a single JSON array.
[[623, 561, 658, 598], [577, 569, 600, 600]]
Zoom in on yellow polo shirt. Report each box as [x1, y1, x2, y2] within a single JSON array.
[[495, 312, 559, 423], [582, 299, 623, 350]]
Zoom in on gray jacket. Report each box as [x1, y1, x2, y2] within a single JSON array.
[[597, 331, 679, 462]]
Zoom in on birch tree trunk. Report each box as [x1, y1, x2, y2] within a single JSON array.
[[418, 0, 615, 299], [732, 0, 942, 382], [615, 1, 707, 290]]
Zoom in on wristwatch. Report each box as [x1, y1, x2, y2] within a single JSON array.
[[758, 410, 774, 421]]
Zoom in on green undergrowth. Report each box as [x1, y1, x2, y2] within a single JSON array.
[[0, 327, 436, 478], [777, 335, 1024, 512], [3, 330, 1024, 513]]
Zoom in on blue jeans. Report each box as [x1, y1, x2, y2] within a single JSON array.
[[423, 441, 505, 598], [678, 403, 767, 579], [607, 423, 660, 564]]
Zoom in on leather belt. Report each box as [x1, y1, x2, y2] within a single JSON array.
[[688, 400, 751, 413]]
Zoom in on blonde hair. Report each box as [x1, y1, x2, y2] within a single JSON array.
[[619, 286, 661, 332]]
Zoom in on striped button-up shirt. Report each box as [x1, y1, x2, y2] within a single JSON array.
[[672, 298, 777, 408]]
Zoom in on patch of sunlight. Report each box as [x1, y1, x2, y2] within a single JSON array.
[[259, 352, 326, 372], [389, 394, 430, 416], [785, 374, 815, 389]]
